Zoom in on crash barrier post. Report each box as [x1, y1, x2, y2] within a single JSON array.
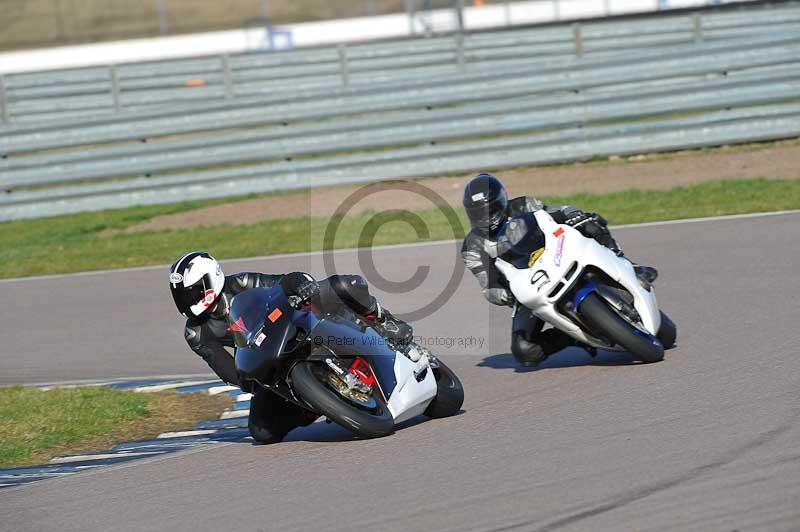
[[110, 65, 121, 112], [693, 12, 704, 42], [221, 54, 234, 98], [0, 76, 8, 123], [338, 44, 350, 88], [455, 31, 466, 72], [573, 23, 584, 57]]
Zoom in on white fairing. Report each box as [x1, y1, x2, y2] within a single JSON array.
[[495, 211, 661, 348], [386, 350, 438, 423]]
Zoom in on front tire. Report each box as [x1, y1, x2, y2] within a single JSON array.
[[657, 311, 677, 349], [579, 293, 664, 363], [424, 358, 464, 419], [290, 361, 395, 439]]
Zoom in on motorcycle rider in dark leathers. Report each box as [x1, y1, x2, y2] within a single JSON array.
[[168, 251, 412, 443], [461, 173, 657, 367]]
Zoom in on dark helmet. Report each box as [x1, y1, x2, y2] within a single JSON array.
[[462, 173, 508, 232], [169, 251, 225, 318]]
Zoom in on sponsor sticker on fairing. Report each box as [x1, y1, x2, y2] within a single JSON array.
[[528, 247, 545, 267], [230, 317, 248, 333], [530, 270, 550, 291], [268, 308, 283, 323], [169, 272, 183, 284], [553, 228, 566, 266], [254, 332, 267, 347]]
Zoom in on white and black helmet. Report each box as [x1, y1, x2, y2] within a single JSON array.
[[169, 251, 225, 317]]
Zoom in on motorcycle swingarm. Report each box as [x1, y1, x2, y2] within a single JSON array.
[[291, 350, 390, 405]]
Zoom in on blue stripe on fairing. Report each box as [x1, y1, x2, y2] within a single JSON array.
[[573, 281, 598, 309], [234, 400, 251, 410]]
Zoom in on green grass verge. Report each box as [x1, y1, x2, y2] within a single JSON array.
[[1, 178, 798, 279], [0, 386, 231, 468]]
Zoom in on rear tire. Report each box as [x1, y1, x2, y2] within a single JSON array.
[[290, 361, 394, 439], [423, 359, 464, 419], [657, 311, 677, 349], [579, 293, 664, 363]]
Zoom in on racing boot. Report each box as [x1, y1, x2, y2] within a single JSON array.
[[511, 329, 575, 367], [365, 302, 413, 345]]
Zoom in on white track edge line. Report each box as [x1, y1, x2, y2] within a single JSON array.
[[2, 209, 798, 284], [16, 373, 218, 389], [0, 441, 241, 492]]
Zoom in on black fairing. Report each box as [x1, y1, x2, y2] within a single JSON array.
[[230, 287, 296, 381], [305, 316, 398, 399], [230, 285, 399, 397]]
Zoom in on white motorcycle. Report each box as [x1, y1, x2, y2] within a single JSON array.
[[495, 210, 676, 363]]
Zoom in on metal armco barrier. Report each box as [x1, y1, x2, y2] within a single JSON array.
[[0, 2, 798, 221], [2, 4, 800, 121], [3, 32, 798, 151]]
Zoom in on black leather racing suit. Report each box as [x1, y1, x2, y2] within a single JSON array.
[[184, 272, 380, 388], [461, 196, 620, 365]]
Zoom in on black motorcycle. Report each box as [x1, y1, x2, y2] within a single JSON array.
[[229, 284, 464, 440]]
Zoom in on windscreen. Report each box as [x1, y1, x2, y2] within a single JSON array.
[[228, 286, 290, 349], [498, 214, 546, 268]]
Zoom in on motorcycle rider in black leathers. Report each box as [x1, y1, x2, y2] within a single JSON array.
[[461, 173, 657, 367], [168, 251, 412, 443]]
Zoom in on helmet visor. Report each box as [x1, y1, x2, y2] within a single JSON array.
[[171, 277, 208, 316], [465, 199, 507, 230]]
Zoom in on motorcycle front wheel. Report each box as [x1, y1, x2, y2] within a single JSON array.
[[579, 293, 665, 363], [290, 361, 395, 439], [423, 358, 464, 419]]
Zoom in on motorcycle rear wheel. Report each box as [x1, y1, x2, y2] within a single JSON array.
[[291, 361, 394, 439], [579, 293, 665, 363]]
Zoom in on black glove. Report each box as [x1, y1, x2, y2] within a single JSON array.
[[280, 272, 319, 308], [562, 207, 606, 236], [484, 287, 515, 307], [561, 207, 621, 253]]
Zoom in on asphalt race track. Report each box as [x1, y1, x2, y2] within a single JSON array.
[[1, 212, 799, 531]]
